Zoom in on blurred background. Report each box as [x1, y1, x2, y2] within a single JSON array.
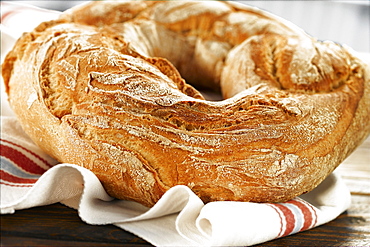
[[2, 0, 370, 53]]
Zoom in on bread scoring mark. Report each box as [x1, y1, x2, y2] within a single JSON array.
[[56, 60, 78, 90], [87, 71, 183, 102], [89, 71, 137, 86], [125, 124, 210, 154]]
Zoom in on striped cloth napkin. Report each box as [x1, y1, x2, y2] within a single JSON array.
[[1, 2, 352, 246]]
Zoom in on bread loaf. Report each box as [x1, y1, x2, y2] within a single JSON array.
[[2, 1, 370, 207]]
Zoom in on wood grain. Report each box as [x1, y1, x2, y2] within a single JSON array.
[[1, 203, 149, 246]]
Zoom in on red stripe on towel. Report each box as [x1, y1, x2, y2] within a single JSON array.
[[0, 143, 47, 175], [288, 199, 316, 231], [273, 203, 296, 237], [0, 170, 38, 185], [1, 139, 53, 169]]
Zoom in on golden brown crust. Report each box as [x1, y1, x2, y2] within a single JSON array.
[[2, 1, 370, 207]]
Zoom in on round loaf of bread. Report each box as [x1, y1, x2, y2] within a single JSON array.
[[2, 1, 370, 207]]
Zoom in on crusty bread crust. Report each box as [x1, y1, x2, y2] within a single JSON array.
[[2, 1, 370, 207]]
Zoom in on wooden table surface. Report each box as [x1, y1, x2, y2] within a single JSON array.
[[1, 137, 369, 246]]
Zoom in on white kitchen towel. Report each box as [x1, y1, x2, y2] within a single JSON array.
[[0, 2, 353, 246]]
